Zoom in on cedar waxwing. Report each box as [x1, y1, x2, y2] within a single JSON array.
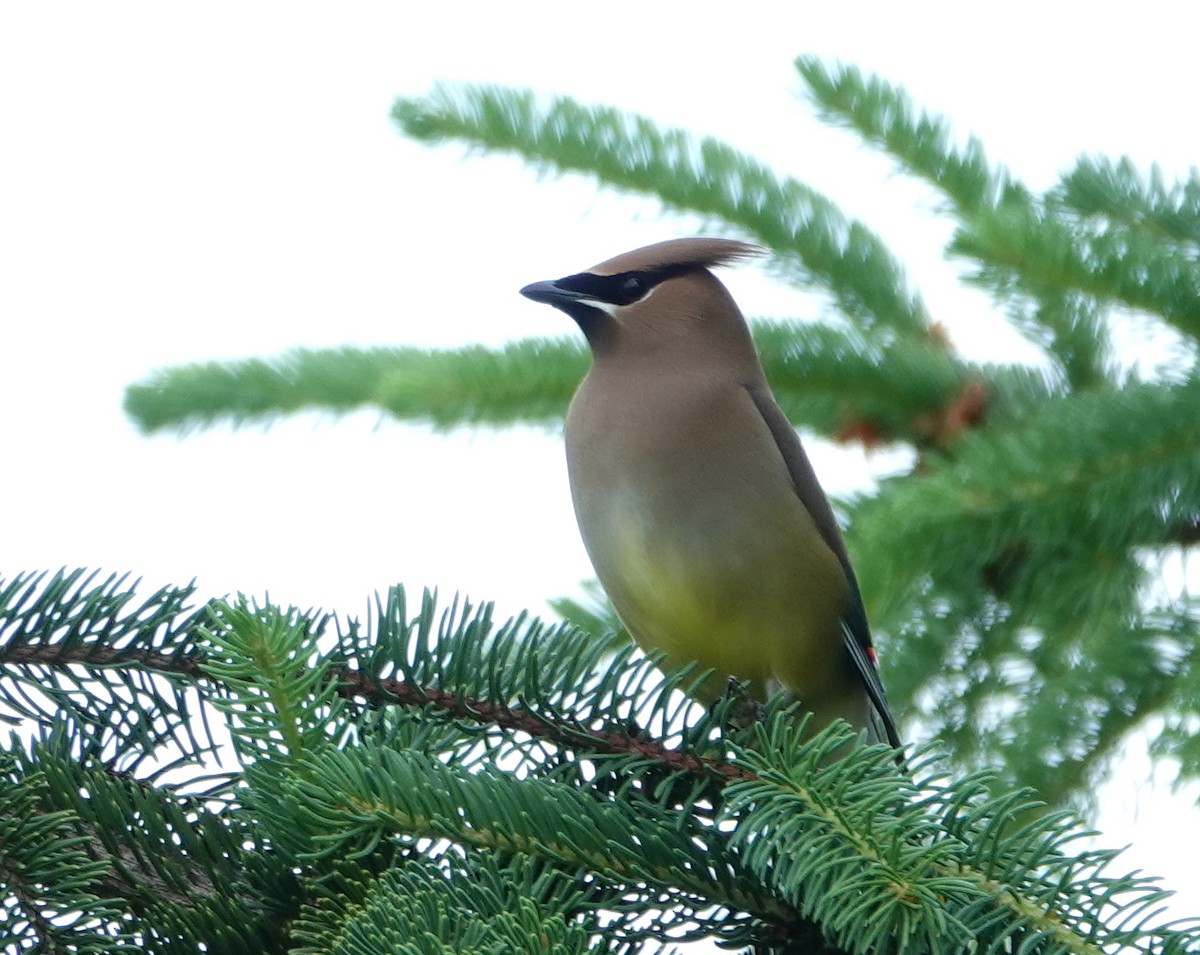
[[520, 237, 900, 748]]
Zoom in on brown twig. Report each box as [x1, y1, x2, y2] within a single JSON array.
[[1, 641, 755, 784]]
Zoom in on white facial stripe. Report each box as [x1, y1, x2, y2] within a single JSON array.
[[579, 298, 619, 317]]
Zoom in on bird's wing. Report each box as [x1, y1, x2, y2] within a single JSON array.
[[840, 614, 902, 748], [744, 382, 902, 748]]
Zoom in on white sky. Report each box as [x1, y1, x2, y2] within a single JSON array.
[[3, 0, 1199, 928]]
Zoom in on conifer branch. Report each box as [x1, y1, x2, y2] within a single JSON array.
[[795, 56, 1017, 214], [123, 324, 1051, 451], [0, 640, 206, 678], [0, 746, 128, 950], [1060, 156, 1200, 247], [330, 666, 749, 783], [1032, 650, 1184, 809], [393, 84, 930, 338], [2, 627, 751, 789], [26, 54, 1200, 950], [793, 59, 1169, 388], [5, 573, 1199, 954], [124, 340, 587, 435], [0, 579, 749, 785], [852, 375, 1200, 627], [755, 320, 982, 448], [954, 201, 1200, 341], [291, 859, 600, 955], [272, 743, 787, 926]]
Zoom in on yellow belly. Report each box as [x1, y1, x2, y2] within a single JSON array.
[[598, 509, 848, 702]]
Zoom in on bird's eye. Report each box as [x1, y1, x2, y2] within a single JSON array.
[[557, 269, 660, 307], [619, 275, 647, 302]]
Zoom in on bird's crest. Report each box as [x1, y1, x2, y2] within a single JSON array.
[[589, 237, 764, 276]]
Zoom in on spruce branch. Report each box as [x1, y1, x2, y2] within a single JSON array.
[[1018, 290, 1112, 391], [329, 666, 746, 784], [1029, 628, 1187, 809], [124, 340, 588, 436], [291, 858, 598, 955], [36, 53, 1200, 950], [1, 739, 281, 952], [199, 599, 347, 768], [123, 323, 1050, 452], [22, 731, 292, 950], [795, 56, 1018, 215], [0, 577, 746, 786], [0, 745, 128, 951], [792, 59, 1200, 389], [954, 199, 1200, 341], [393, 84, 929, 338], [755, 320, 1056, 449], [0, 569, 220, 776], [848, 373, 1200, 791], [852, 375, 1200, 627], [264, 742, 783, 924], [1060, 156, 1200, 247], [122, 346, 407, 434], [4, 573, 1199, 953], [735, 717, 1198, 955]]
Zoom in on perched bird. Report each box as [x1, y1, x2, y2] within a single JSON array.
[[520, 237, 900, 747]]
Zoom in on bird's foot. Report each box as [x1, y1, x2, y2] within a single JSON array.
[[721, 676, 765, 729]]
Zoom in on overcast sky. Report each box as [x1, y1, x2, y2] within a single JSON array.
[[3, 1, 1198, 922]]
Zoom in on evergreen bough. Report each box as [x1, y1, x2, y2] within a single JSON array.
[[8, 57, 1200, 949], [1, 569, 1195, 952]]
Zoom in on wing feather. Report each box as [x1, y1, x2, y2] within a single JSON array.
[[745, 383, 901, 748]]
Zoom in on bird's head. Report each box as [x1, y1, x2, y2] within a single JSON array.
[[520, 237, 763, 356]]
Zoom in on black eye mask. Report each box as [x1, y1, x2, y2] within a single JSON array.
[[554, 264, 691, 306]]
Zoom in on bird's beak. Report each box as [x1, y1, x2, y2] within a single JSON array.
[[520, 279, 590, 308]]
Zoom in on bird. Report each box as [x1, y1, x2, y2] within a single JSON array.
[[520, 237, 900, 748]]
